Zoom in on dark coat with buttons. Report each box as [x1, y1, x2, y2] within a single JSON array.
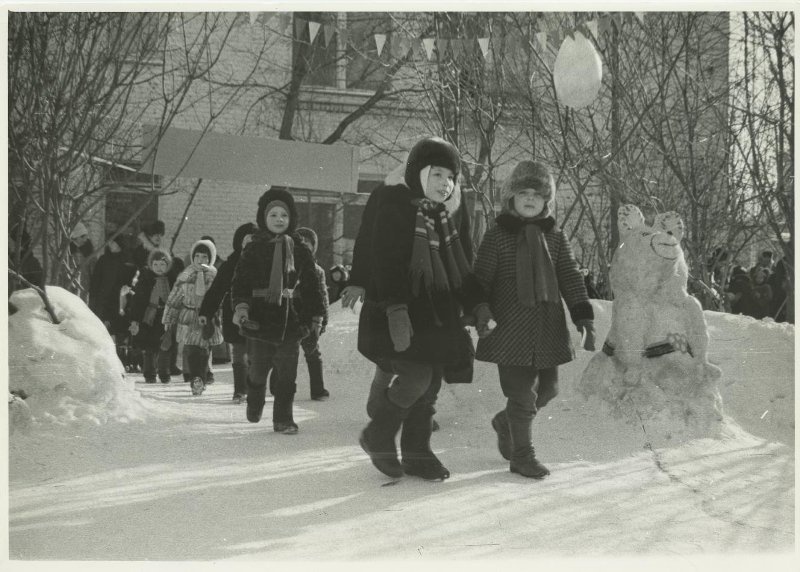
[[474, 213, 593, 368]]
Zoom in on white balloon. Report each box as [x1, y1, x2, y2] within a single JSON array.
[[553, 31, 603, 109]]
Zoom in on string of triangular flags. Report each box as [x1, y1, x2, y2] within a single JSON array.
[[250, 12, 647, 60]]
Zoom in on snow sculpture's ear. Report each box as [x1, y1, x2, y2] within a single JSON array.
[[618, 205, 645, 237], [654, 211, 684, 242]]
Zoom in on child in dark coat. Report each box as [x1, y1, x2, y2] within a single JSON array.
[[199, 222, 258, 402], [129, 249, 176, 384], [231, 188, 326, 434], [357, 137, 481, 481], [473, 161, 595, 478]]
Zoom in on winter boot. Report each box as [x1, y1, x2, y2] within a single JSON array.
[[190, 376, 205, 396], [401, 402, 450, 481], [508, 416, 550, 479], [491, 410, 512, 461], [359, 390, 408, 478], [246, 383, 267, 423], [272, 396, 298, 435], [232, 362, 248, 401], [308, 359, 329, 401]]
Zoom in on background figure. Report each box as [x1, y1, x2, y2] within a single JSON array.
[[326, 264, 349, 305], [726, 265, 754, 316], [747, 267, 773, 320], [69, 221, 95, 301], [769, 257, 792, 322], [296, 227, 331, 401]]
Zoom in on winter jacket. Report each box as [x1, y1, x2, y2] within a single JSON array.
[[473, 214, 593, 368], [199, 250, 246, 344], [357, 183, 481, 368], [129, 269, 176, 350], [162, 240, 224, 348], [230, 229, 326, 343]]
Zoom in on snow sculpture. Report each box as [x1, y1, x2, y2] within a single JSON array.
[[578, 205, 723, 438], [553, 31, 603, 109]]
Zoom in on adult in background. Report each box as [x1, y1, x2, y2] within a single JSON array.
[[90, 235, 138, 337], [69, 221, 95, 301]]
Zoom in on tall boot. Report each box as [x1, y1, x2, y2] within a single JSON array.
[[508, 415, 550, 479], [246, 383, 266, 423], [359, 390, 408, 478], [308, 359, 329, 401], [232, 362, 248, 400], [490, 410, 512, 461], [273, 395, 298, 435], [400, 402, 450, 480]]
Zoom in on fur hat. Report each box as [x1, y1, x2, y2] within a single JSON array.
[[143, 220, 166, 237], [147, 248, 173, 272], [404, 137, 461, 195], [256, 187, 298, 233], [232, 222, 258, 252], [190, 239, 217, 267], [296, 227, 318, 252], [502, 161, 555, 205]]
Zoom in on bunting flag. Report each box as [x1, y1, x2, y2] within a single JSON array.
[[535, 31, 547, 51], [308, 21, 321, 44], [294, 16, 306, 40], [323, 23, 335, 46], [478, 37, 490, 58], [586, 19, 598, 38], [422, 38, 436, 60], [248, 12, 258, 25], [374, 33, 387, 56]]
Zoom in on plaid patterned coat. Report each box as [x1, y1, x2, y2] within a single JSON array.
[[474, 215, 593, 368]]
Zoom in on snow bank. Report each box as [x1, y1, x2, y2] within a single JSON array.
[[8, 287, 146, 430]]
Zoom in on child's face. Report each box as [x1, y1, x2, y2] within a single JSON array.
[[423, 166, 455, 203], [513, 188, 549, 218], [193, 252, 210, 266], [265, 206, 290, 234], [299, 237, 316, 254], [331, 270, 341, 281], [151, 259, 168, 276]]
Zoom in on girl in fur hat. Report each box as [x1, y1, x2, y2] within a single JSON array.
[[357, 136, 483, 481], [230, 187, 326, 434], [162, 239, 224, 395], [473, 160, 596, 479], [129, 249, 177, 384]]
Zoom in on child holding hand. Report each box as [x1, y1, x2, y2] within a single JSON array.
[[473, 161, 596, 479]]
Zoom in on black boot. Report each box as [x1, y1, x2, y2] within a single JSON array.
[[232, 362, 248, 401], [401, 402, 450, 481], [491, 410, 512, 461], [308, 359, 329, 401], [273, 395, 298, 435], [246, 383, 267, 423], [359, 390, 407, 478], [508, 415, 550, 479]]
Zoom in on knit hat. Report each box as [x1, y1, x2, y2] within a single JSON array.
[[143, 220, 166, 237], [404, 137, 461, 195], [296, 227, 318, 253], [502, 161, 556, 205], [232, 222, 258, 252], [256, 187, 297, 233], [70, 222, 89, 240], [147, 248, 173, 272]]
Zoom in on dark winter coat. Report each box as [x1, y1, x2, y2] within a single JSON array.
[[89, 249, 137, 327], [129, 269, 176, 350], [230, 230, 326, 344], [357, 183, 481, 368], [199, 250, 246, 344], [473, 214, 593, 368], [747, 283, 773, 320]]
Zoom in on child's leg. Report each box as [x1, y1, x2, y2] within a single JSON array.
[[230, 341, 248, 399], [156, 348, 171, 383], [142, 350, 156, 383], [366, 363, 394, 418], [534, 367, 559, 409], [271, 340, 300, 433], [245, 337, 275, 423], [301, 330, 327, 399], [399, 365, 449, 480], [184, 345, 209, 395]]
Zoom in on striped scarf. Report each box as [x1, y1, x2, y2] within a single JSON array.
[[409, 198, 471, 296], [265, 234, 295, 305]]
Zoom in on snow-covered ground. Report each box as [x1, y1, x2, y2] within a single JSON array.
[[4, 287, 796, 568]]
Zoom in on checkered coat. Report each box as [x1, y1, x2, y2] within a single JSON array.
[[474, 214, 593, 368]]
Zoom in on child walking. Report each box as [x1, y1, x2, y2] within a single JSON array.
[[129, 250, 176, 384], [473, 160, 596, 479], [162, 239, 223, 396], [230, 188, 326, 434]]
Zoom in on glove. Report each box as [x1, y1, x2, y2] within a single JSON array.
[[340, 286, 365, 310], [386, 303, 413, 352], [233, 304, 249, 326], [310, 316, 323, 339], [129, 322, 139, 336], [473, 303, 497, 339], [201, 318, 215, 340], [160, 328, 173, 351], [577, 319, 596, 351]]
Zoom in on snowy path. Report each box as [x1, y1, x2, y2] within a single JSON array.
[[7, 306, 795, 562]]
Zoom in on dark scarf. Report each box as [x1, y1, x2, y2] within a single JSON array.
[[266, 234, 295, 305], [409, 198, 471, 296], [496, 208, 560, 307], [143, 275, 171, 325]]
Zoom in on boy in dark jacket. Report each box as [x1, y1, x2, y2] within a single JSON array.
[[199, 222, 258, 403], [231, 188, 326, 434], [129, 249, 176, 384], [473, 161, 595, 479], [357, 137, 481, 481]]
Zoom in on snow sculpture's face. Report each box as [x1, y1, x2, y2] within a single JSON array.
[[610, 205, 688, 296]]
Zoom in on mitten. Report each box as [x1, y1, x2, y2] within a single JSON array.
[[473, 303, 497, 339], [201, 319, 215, 340], [160, 329, 173, 351], [386, 303, 413, 352], [129, 322, 139, 336], [576, 319, 596, 351], [233, 304, 249, 326]]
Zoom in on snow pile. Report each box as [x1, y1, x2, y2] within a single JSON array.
[[8, 287, 146, 430]]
